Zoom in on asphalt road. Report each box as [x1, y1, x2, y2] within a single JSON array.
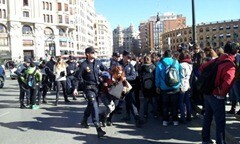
[[0, 73, 238, 144]]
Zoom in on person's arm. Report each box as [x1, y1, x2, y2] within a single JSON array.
[[126, 65, 136, 81]]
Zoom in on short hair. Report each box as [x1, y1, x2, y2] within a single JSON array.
[[163, 50, 172, 58]]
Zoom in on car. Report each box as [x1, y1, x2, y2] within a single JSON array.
[[0, 65, 6, 88]]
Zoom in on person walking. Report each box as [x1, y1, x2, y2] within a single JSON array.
[[53, 57, 70, 106], [201, 41, 237, 144], [74, 46, 108, 137]]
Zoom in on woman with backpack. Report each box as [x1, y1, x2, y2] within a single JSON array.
[[53, 57, 70, 106], [178, 51, 193, 123], [140, 55, 158, 119]]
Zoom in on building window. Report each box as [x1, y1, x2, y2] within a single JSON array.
[[0, 37, 8, 46], [199, 28, 203, 32], [50, 15, 53, 23], [43, 14, 46, 22], [58, 15, 62, 23], [219, 26, 223, 30], [46, 2, 49, 10], [58, 3, 62, 11], [65, 15, 69, 24], [44, 27, 53, 35], [50, 3, 52, 10], [0, 9, 2, 18], [206, 27, 210, 32], [189, 29, 192, 34], [226, 25, 231, 30], [233, 24, 238, 29], [23, 0, 28, 6], [59, 28, 64, 36], [0, 24, 7, 33], [23, 11, 29, 17], [2, 9, 6, 18], [46, 15, 49, 23], [64, 4, 68, 11], [212, 27, 216, 31], [22, 25, 32, 35], [43, 2, 45, 9]]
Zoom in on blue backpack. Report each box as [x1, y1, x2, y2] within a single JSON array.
[[161, 60, 180, 87]]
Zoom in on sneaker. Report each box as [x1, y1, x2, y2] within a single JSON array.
[[173, 121, 179, 126], [65, 99, 71, 103], [31, 104, 39, 110], [81, 120, 90, 128], [73, 96, 77, 100], [42, 99, 48, 104], [162, 121, 168, 126]]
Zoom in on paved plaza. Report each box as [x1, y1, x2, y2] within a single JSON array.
[[0, 74, 239, 144]]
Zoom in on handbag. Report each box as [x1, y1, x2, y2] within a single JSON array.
[[123, 80, 132, 94], [108, 82, 124, 99]]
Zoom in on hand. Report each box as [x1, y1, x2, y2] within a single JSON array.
[[73, 89, 78, 96], [103, 82, 108, 86], [156, 88, 161, 94]]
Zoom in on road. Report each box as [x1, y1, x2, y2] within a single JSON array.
[[0, 75, 220, 144]]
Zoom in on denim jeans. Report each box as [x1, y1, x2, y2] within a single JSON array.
[[99, 93, 119, 117], [56, 80, 68, 101], [161, 91, 179, 122], [202, 94, 226, 144], [179, 90, 191, 121], [229, 79, 240, 103]]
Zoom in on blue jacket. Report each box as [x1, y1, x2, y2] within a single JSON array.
[[155, 57, 182, 91]]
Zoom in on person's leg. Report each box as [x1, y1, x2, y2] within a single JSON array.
[[61, 81, 70, 102], [227, 87, 236, 114], [202, 95, 214, 143], [178, 92, 186, 122], [170, 93, 179, 124], [184, 90, 192, 121], [143, 96, 149, 118], [162, 92, 170, 123], [55, 81, 60, 105], [212, 97, 226, 144]]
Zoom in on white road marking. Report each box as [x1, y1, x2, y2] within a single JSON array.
[[0, 112, 10, 117]]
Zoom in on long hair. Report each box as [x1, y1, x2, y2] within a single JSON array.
[[111, 65, 125, 82], [56, 57, 67, 69]]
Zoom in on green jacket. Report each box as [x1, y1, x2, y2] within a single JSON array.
[[20, 66, 42, 84]]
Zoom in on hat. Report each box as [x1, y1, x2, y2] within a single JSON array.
[[224, 41, 238, 55], [113, 51, 120, 57], [85, 46, 96, 54], [122, 50, 130, 56]]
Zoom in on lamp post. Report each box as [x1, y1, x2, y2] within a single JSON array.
[[192, 0, 197, 44]]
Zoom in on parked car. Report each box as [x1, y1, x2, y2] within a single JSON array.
[[0, 65, 6, 88]]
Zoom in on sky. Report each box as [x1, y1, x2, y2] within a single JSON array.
[[95, 0, 240, 30]]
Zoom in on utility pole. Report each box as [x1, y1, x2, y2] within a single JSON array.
[[192, 0, 197, 44]]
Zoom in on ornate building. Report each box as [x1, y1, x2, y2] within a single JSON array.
[[162, 19, 240, 51]]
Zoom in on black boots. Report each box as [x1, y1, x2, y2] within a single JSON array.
[[81, 116, 89, 128], [99, 114, 107, 127], [96, 127, 106, 138], [227, 102, 236, 114]]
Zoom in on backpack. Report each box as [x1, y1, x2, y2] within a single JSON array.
[[195, 58, 231, 95], [27, 69, 37, 89], [142, 65, 155, 89], [161, 59, 180, 87]]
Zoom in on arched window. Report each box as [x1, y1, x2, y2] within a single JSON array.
[[199, 28, 203, 32], [22, 25, 32, 35], [44, 27, 53, 35], [206, 27, 210, 32], [59, 28, 65, 36], [0, 24, 7, 33]]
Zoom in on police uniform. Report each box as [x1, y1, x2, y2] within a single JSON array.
[[77, 47, 108, 137], [66, 57, 78, 100]]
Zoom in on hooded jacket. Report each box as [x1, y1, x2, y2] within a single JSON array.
[[21, 66, 42, 85]]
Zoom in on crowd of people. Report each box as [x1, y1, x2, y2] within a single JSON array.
[[15, 41, 240, 143]]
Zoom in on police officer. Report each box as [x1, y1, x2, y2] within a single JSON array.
[[110, 51, 121, 70], [74, 46, 108, 137], [66, 55, 78, 100], [121, 50, 142, 127], [16, 58, 30, 108]]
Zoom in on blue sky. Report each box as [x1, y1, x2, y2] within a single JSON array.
[[95, 0, 240, 29]]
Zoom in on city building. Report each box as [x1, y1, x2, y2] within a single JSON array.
[[113, 24, 140, 55], [161, 19, 240, 51], [0, 0, 99, 61], [139, 12, 186, 54], [95, 14, 113, 58]]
